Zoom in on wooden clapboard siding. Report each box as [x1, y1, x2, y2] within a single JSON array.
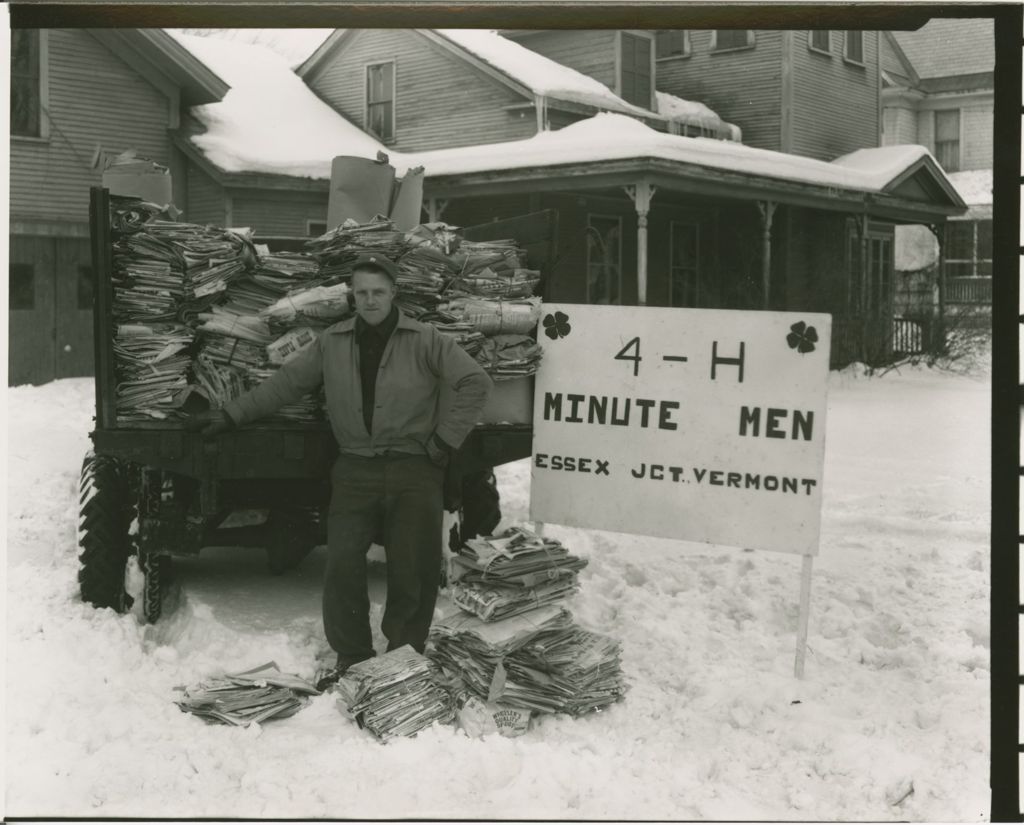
[[509, 30, 619, 90], [655, 30, 784, 152], [10, 29, 173, 225], [184, 163, 225, 226], [880, 33, 914, 83], [306, 29, 536, 152], [231, 191, 330, 237], [790, 31, 880, 160]]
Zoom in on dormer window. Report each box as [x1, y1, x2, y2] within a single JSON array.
[[711, 30, 755, 52], [808, 30, 831, 55], [655, 31, 690, 60], [619, 32, 653, 109], [365, 61, 395, 142]]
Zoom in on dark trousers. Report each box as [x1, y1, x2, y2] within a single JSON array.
[[323, 453, 444, 662]]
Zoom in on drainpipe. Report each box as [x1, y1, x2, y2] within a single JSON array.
[[624, 182, 656, 306], [757, 200, 777, 309]]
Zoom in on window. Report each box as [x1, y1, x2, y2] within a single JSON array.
[[586, 215, 622, 305], [366, 61, 395, 142], [934, 109, 960, 172], [867, 236, 893, 317], [808, 30, 831, 54], [10, 264, 35, 310], [845, 31, 864, 63], [619, 33, 652, 108], [11, 30, 42, 137], [655, 30, 689, 59], [945, 220, 993, 279], [669, 222, 699, 307], [712, 30, 754, 51], [307, 220, 327, 237], [77, 265, 94, 310]]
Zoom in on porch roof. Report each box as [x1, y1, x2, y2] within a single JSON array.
[[405, 114, 967, 223]]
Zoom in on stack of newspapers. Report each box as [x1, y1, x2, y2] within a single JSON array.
[[113, 323, 194, 421], [429, 605, 625, 717], [448, 526, 588, 622], [174, 662, 319, 727], [306, 217, 407, 281], [432, 527, 626, 719], [333, 646, 455, 741]]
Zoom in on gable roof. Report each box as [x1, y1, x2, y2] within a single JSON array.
[[892, 18, 993, 79], [89, 29, 229, 106], [298, 28, 686, 124]]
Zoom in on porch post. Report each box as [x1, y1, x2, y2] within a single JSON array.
[[927, 222, 946, 354], [624, 182, 656, 306], [757, 201, 777, 309]]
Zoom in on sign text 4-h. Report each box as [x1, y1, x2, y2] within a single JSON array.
[[530, 306, 832, 556]]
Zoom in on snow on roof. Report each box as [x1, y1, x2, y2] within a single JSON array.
[[830, 145, 934, 189], [180, 29, 334, 68], [433, 29, 657, 119], [166, 31, 386, 178], [893, 19, 993, 80], [946, 169, 992, 206], [654, 92, 721, 124], [398, 113, 930, 194]]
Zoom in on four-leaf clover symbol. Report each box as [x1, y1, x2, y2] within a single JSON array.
[[786, 321, 818, 354], [542, 311, 572, 340]]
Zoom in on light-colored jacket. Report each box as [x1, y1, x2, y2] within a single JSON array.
[[224, 310, 493, 457]]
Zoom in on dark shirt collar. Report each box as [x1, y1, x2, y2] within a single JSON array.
[[355, 305, 399, 341]]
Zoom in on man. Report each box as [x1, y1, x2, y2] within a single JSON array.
[[188, 255, 492, 687]]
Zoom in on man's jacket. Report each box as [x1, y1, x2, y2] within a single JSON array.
[[224, 310, 493, 457]]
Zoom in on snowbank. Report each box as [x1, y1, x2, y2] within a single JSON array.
[[6, 365, 990, 820], [894, 224, 940, 272], [166, 32, 387, 178]]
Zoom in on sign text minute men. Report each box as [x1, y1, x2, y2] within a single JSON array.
[[542, 392, 815, 441]]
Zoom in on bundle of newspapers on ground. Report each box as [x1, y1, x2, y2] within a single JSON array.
[[109, 201, 543, 422], [428, 525, 627, 731], [174, 662, 320, 727]]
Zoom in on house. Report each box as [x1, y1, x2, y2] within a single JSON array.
[[9, 28, 228, 385], [8, 26, 967, 385], [173, 28, 964, 366], [882, 19, 993, 322]]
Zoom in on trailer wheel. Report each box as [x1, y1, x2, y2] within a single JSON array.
[[78, 452, 136, 612], [265, 507, 318, 575], [460, 469, 501, 540], [141, 552, 170, 623]]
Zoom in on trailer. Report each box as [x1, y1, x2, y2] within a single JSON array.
[[79, 187, 557, 622]]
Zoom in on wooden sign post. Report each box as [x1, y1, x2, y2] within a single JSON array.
[[529, 305, 831, 678]]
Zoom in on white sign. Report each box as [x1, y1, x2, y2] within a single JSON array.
[[530, 305, 832, 556]]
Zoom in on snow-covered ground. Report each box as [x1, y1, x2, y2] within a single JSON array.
[[5, 356, 990, 820]]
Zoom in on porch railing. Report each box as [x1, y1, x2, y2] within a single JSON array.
[[945, 276, 992, 304], [831, 316, 935, 367]]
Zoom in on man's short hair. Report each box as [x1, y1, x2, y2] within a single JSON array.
[[351, 254, 400, 284]]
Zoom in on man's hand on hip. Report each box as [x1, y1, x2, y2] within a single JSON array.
[[426, 433, 452, 468]]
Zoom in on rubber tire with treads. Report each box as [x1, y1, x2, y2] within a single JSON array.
[[141, 552, 170, 623], [78, 452, 135, 612]]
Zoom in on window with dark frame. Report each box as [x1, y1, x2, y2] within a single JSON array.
[[867, 236, 893, 317], [620, 33, 652, 108], [845, 31, 864, 63], [934, 109, 960, 172], [366, 61, 395, 142], [655, 30, 688, 59], [669, 222, 700, 308], [713, 30, 753, 51], [77, 265, 94, 310], [11, 30, 41, 137], [586, 215, 622, 305], [10, 264, 35, 310], [945, 220, 993, 280], [809, 30, 831, 53]]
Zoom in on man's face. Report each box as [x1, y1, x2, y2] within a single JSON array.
[[351, 268, 397, 326]]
